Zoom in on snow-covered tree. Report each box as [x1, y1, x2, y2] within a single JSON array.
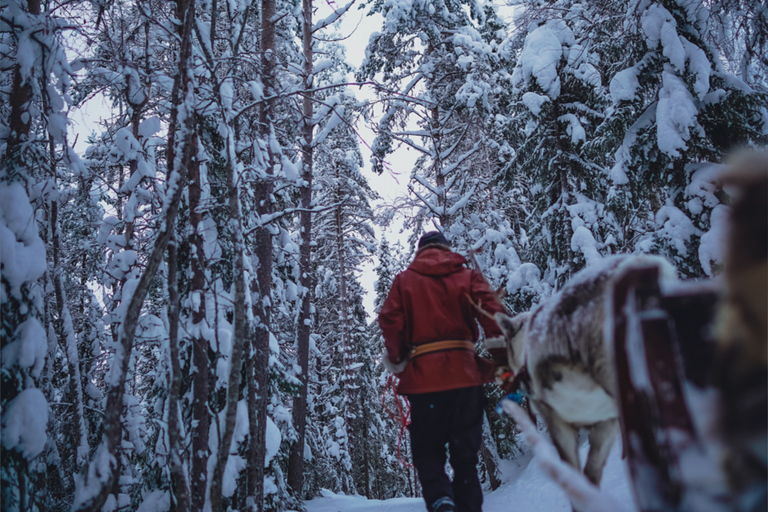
[[503, 11, 614, 287], [600, 0, 768, 276], [302, 80, 380, 495], [1, 0, 83, 509], [360, 0, 517, 234]]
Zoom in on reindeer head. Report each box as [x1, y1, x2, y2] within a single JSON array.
[[495, 312, 531, 374]]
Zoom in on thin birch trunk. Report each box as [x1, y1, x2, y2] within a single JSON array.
[[71, 0, 197, 508]]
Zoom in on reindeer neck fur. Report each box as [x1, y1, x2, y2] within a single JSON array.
[[495, 311, 532, 375], [508, 318, 529, 374]]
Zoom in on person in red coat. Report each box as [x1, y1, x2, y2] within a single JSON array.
[[378, 231, 509, 512]]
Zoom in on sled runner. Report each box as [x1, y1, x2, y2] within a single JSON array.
[[609, 264, 730, 511]]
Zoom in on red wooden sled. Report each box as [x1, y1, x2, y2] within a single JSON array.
[[609, 264, 733, 511]]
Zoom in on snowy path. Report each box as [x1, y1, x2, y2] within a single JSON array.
[[305, 438, 637, 512]]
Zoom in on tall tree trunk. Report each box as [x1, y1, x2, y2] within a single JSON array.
[[71, 0, 197, 508], [187, 128, 210, 512], [167, 238, 191, 511], [51, 181, 89, 488], [248, 199, 274, 512], [431, 105, 447, 227], [336, 200, 354, 494], [4, 0, 40, 175], [245, 0, 278, 507], [287, 0, 314, 495], [209, 132, 250, 512]]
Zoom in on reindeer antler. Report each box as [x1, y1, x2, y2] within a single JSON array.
[[466, 293, 497, 321]]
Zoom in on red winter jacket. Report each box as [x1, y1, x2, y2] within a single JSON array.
[[378, 245, 507, 395]]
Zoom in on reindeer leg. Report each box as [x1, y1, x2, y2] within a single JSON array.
[[584, 418, 619, 486], [534, 400, 580, 471]]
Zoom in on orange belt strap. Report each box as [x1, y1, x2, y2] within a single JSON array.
[[409, 340, 475, 359]]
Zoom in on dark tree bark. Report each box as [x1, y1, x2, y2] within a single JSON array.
[[287, 0, 315, 496], [188, 129, 210, 512], [71, 0, 197, 508], [167, 238, 191, 511], [244, 0, 278, 507], [4, 0, 40, 175]]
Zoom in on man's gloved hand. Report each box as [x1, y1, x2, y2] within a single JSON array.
[[382, 348, 408, 376]]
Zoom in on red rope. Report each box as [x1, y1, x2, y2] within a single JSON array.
[[381, 374, 413, 468]]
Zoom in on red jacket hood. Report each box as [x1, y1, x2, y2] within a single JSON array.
[[408, 245, 467, 276]]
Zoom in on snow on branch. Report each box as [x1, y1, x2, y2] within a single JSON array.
[[445, 183, 477, 217], [312, 0, 356, 33], [243, 202, 345, 236], [407, 183, 445, 219], [440, 143, 479, 177]]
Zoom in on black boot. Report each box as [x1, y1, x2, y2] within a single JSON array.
[[431, 496, 456, 512]]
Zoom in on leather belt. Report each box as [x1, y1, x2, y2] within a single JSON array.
[[409, 340, 476, 359]]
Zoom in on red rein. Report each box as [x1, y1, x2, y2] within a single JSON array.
[[381, 374, 414, 468]]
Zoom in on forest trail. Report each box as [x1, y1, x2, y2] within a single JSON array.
[[303, 439, 637, 512]]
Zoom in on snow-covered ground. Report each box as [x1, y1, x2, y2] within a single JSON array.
[[304, 437, 637, 512]]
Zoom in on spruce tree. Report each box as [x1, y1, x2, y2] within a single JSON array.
[[600, 0, 768, 276]]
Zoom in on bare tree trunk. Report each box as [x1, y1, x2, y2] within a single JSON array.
[[71, 0, 197, 508], [4, 0, 39, 174], [287, 0, 314, 495], [188, 134, 211, 512], [167, 238, 191, 511], [336, 200, 354, 494], [244, 0, 278, 507], [209, 134, 250, 512]]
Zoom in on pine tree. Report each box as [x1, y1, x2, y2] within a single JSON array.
[[1, 0, 83, 509], [365, 239, 419, 498], [502, 7, 615, 287], [303, 79, 380, 495], [600, 0, 768, 276]]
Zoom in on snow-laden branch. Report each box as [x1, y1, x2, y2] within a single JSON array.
[[385, 132, 432, 156], [407, 183, 445, 219], [312, 0, 356, 33], [445, 183, 477, 217], [437, 123, 472, 162], [440, 143, 479, 177], [412, 173, 443, 198], [243, 202, 345, 236]]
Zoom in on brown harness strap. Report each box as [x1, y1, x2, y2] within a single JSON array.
[[409, 340, 476, 359]]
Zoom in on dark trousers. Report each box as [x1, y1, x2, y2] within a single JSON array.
[[408, 386, 485, 512]]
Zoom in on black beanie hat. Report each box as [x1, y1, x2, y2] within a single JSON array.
[[418, 231, 451, 248]]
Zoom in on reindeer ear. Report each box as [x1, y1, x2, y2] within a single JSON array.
[[495, 312, 516, 338], [495, 312, 529, 339]]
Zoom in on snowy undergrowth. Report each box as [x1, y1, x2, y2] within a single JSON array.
[[303, 434, 636, 512]]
